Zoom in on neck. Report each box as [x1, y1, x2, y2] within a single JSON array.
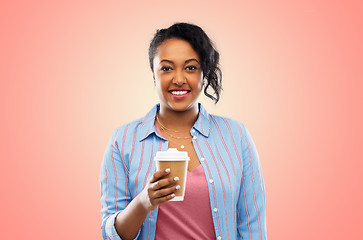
[[158, 104, 199, 131]]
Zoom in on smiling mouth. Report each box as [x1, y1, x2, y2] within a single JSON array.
[[169, 90, 190, 95]]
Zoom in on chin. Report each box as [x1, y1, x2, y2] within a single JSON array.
[[167, 102, 196, 113]]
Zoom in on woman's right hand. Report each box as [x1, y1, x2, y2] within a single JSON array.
[[138, 168, 180, 212]]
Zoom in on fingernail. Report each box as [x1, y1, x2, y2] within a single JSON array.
[[176, 185, 181, 190], [165, 168, 170, 173], [171, 193, 175, 198], [174, 177, 179, 181]]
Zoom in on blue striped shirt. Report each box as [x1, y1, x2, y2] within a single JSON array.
[[100, 103, 266, 240]]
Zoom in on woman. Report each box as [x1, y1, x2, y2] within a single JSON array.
[[100, 22, 266, 240]]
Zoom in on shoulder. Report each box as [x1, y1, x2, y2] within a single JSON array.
[[110, 104, 158, 141], [208, 113, 247, 138], [110, 117, 144, 142]]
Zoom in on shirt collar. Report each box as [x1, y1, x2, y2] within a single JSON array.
[[193, 103, 210, 137], [138, 103, 210, 142], [138, 104, 159, 142]]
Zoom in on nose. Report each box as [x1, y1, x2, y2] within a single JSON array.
[[173, 69, 186, 86]]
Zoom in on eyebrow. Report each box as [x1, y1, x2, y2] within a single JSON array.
[[160, 58, 200, 64], [185, 58, 200, 64]]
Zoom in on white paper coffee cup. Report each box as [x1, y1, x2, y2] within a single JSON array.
[[154, 148, 190, 201]]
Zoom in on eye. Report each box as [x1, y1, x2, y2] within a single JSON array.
[[161, 66, 172, 71], [185, 65, 197, 71]]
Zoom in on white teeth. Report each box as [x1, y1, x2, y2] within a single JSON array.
[[171, 91, 188, 95]]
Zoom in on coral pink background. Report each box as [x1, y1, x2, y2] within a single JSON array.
[[1, 1, 362, 239]]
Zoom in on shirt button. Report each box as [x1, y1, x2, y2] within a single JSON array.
[[217, 236, 222, 240], [201, 158, 205, 162], [209, 179, 214, 183], [213, 208, 218, 212], [193, 135, 197, 140]]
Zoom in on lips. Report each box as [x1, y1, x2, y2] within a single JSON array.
[[168, 88, 191, 99], [170, 90, 188, 95]]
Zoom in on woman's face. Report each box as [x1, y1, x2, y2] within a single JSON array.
[[153, 38, 203, 114]]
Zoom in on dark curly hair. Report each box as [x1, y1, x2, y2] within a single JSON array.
[[149, 22, 222, 104]]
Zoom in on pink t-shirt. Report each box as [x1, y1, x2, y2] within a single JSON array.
[[154, 164, 216, 239]]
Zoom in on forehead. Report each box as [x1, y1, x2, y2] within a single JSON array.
[[155, 38, 200, 61]]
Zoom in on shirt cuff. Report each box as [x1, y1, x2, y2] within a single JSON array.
[[104, 211, 141, 240]]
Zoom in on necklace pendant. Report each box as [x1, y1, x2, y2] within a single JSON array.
[[180, 145, 185, 149]]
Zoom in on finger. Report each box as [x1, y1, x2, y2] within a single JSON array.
[[150, 168, 170, 183], [153, 184, 180, 199], [151, 176, 179, 190], [152, 192, 176, 205]]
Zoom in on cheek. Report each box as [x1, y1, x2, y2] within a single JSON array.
[[155, 76, 168, 95], [195, 75, 204, 90]]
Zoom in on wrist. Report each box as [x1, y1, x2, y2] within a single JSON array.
[[135, 192, 151, 213]]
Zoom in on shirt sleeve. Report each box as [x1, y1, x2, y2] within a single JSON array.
[[99, 128, 140, 240], [237, 124, 267, 240]]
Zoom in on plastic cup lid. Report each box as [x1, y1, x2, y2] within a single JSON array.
[[154, 148, 190, 161]]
